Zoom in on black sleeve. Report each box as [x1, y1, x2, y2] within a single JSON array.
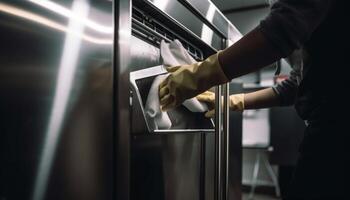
[[259, 0, 332, 57], [273, 68, 300, 106]]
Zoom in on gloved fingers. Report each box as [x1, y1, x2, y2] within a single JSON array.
[[159, 85, 169, 100], [160, 93, 173, 107], [199, 90, 215, 98], [196, 91, 215, 103], [205, 109, 215, 118], [159, 76, 168, 89], [160, 96, 176, 111], [165, 65, 181, 73], [196, 94, 213, 104], [159, 77, 170, 100], [229, 93, 245, 112]]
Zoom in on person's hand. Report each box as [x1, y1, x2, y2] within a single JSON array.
[[159, 52, 229, 111], [196, 91, 245, 118]]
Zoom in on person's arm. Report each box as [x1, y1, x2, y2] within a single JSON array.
[[197, 89, 279, 117], [219, 0, 332, 80], [197, 73, 298, 117], [198, 62, 300, 110], [219, 28, 282, 79], [159, 0, 332, 110], [244, 87, 279, 109], [244, 55, 302, 109]]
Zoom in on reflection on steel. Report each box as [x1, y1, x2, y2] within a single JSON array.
[[28, 0, 113, 34], [152, 0, 170, 11], [227, 39, 235, 46], [200, 3, 215, 46], [222, 83, 230, 200], [32, 1, 89, 200], [215, 85, 222, 200], [116, 0, 131, 199], [0, 2, 112, 44]]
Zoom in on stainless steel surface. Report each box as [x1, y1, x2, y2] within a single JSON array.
[[145, 0, 224, 50], [179, 0, 242, 44], [214, 85, 222, 200], [211, 0, 268, 11], [0, 1, 114, 200], [116, 0, 132, 200], [222, 83, 230, 200], [131, 6, 204, 60]]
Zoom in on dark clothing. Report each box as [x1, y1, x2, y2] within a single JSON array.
[[278, 165, 296, 200], [295, 0, 346, 120], [272, 50, 302, 107], [260, 0, 333, 57], [260, 0, 346, 120], [258, 0, 346, 198], [287, 119, 346, 199]]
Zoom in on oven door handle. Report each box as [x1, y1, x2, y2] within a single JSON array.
[[214, 83, 230, 200], [214, 85, 222, 200], [222, 83, 230, 200]]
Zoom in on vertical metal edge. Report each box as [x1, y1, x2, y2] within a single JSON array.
[[222, 83, 230, 200], [214, 85, 222, 200], [200, 133, 206, 200], [115, 0, 131, 200], [221, 38, 230, 200]]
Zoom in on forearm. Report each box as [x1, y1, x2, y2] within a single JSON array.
[[243, 87, 280, 110], [219, 28, 283, 80]]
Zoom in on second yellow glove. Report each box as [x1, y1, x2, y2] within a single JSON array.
[[196, 91, 245, 118]]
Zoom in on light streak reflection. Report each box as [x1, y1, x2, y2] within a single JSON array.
[[32, 1, 89, 200], [28, 0, 113, 34], [201, 3, 216, 46], [0, 2, 112, 44]]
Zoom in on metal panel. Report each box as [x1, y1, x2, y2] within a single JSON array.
[[214, 86, 222, 200], [115, 0, 132, 200], [211, 0, 268, 11], [0, 1, 114, 200], [145, 0, 224, 50], [179, 0, 242, 43], [222, 83, 230, 200], [131, 133, 204, 200]]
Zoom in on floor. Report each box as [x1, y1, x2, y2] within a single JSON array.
[[242, 193, 281, 200]]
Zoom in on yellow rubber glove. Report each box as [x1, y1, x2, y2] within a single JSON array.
[[159, 52, 229, 111], [196, 91, 245, 118]]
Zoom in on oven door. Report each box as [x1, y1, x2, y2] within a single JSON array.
[[130, 65, 214, 133]]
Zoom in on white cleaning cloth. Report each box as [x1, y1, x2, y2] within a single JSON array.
[[144, 40, 208, 130], [145, 74, 172, 130], [161, 39, 197, 66], [161, 40, 208, 112]]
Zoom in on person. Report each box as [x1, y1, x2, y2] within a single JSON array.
[[159, 0, 346, 199]]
